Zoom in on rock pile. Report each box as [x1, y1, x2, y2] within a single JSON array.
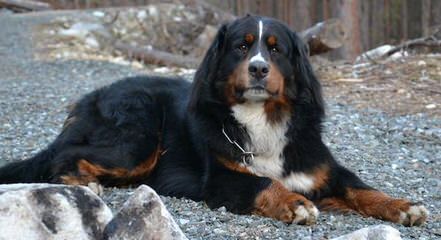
[[0, 184, 186, 240]]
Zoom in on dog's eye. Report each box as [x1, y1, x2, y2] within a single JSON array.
[[237, 44, 248, 53], [270, 46, 279, 54]]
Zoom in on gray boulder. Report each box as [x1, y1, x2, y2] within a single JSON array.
[[0, 184, 113, 240], [103, 185, 187, 240], [332, 224, 401, 240]]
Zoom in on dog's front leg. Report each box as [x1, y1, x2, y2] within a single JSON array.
[[204, 167, 319, 225], [252, 180, 319, 225]]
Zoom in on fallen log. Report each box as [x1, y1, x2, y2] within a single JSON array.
[[300, 18, 346, 56], [114, 42, 200, 69], [0, 0, 51, 12], [384, 38, 441, 57], [383, 27, 441, 57]]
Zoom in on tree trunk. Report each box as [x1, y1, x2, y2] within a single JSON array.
[[360, 1, 370, 52], [322, 0, 330, 20], [332, 0, 361, 60], [292, 0, 312, 31], [431, 0, 441, 27], [370, 0, 386, 47], [407, 0, 422, 38], [422, 0, 431, 37], [401, 0, 408, 40]]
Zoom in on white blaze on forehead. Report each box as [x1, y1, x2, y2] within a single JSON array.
[[258, 20, 263, 41], [250, 20, 266, 63]]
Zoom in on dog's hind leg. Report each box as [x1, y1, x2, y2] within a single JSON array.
[[318, 166, 429, 226], [50, 145, 162, 188]]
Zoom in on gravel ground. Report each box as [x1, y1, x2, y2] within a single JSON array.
[[0, 12, 440, 239]]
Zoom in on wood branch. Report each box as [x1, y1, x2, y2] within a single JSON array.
[[0, 0, 51, 12], [300, 18, 346, 56], [384, 27, 441, 57], [385, 38, 441, 57], [114, 42, 200, 69]]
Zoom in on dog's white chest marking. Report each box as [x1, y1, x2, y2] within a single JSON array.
[[281, 172, 315, 193], [231, 103, 315, 193]]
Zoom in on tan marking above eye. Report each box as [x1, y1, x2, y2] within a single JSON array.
[[267, 36, 277, 46], [245, 33, 255, 44]]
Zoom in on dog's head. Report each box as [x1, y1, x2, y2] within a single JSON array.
[[190, 15, 324, 122]]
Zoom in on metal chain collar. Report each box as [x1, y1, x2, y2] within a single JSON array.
[[221, 125, 255, 165]]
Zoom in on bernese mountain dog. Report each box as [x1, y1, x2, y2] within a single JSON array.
[[0, 15, 428, 226]]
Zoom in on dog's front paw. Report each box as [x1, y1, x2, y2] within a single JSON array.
[[398, 204, 429, 226], [253, 181, 319, 225], [289, 199, 319, 225]]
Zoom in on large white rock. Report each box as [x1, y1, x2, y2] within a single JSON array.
[[0, 184, 113, 240], [103, 185, 187, 240], [332, 224, 402, 240]]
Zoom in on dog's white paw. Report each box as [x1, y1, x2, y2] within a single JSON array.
[[292, 204, 319, 225], [398, 204, 429, 226]]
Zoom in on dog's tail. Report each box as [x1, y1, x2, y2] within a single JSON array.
[[0, 146, 56, 184]]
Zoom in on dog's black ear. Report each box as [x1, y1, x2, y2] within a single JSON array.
[[290, 31, 324, 116], [189, 24, 228, 112]]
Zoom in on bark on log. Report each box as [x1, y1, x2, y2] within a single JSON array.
[[114, 42, 200, 69], [300, 18, 346, 56], [0, 0, 52, 12]]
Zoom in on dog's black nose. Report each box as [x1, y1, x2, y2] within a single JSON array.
[[248, 61, 269, 79]]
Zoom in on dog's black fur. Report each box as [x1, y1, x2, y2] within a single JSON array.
[[0, 16, 427, 226]]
